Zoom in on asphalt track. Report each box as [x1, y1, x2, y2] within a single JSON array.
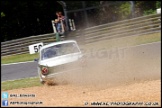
[[1, 41, 161, 82], [1, 61, 38, 81]]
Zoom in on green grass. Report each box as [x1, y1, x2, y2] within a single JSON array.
[[134, 32, 161, 45], [83, 32, 161, 51], [1, 77, 42, 91], [1, 53, 39, 64]]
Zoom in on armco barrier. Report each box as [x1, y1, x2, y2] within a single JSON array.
[[1, 33, 56, 56], [67, 13, 161, 44], [1, 13, 161, 56]]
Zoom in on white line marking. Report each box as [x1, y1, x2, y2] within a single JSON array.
[[120, 41, 161, 50], [82, 41, 161, 56], [1, 61, 34, 66]]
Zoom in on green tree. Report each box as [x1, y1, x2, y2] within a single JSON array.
[[118, 2, 131, 19], [1, 1, 62, 42], [156, 1, 161, 8], [135, 1, 157, 16]]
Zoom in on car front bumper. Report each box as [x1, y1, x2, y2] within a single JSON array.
[[41, 67, 83, 81]]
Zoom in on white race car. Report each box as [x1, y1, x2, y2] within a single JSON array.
[[34, 40, 84, 83]]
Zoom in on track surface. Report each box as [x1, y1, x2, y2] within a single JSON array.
[[1, 41, 161, 82], [1, 62, 37, 81]]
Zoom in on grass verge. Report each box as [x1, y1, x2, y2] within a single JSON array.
[[1, 53, 39, 64], [1, 77, 42, 91], [82, 32, 161, 51]]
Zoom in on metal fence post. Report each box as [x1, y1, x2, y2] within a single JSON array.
[[82, 1, 89, 28], [61, 20, 65, 33], [130, 1, 135, 18], [69, 19, 73, 31], [72, 19, 76, 30], [52, 20, 57, 33]]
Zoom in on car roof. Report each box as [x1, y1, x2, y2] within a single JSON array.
[[40, 40, 77, 51]]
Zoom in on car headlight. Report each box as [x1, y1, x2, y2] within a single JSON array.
[[41, 66, 49, 75]]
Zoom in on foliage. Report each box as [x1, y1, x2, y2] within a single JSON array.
[[118, 2, 131, 19], [1, 1, 99, 41], [1, 12, 5, 17], [156, 1, 161, 8], [1, 1, 160, 42], [65, 1, 100, 10], [143, 1, 161, 15], [143, 9, 156, 15], [135, 1, 157, 16], [1, 1, 63, 42], [65, 1, 83, 10], [85, 1, 100, 7], [94, 1, 131, 24]]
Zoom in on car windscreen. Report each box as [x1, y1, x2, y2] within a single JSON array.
[[41, 42, 80, 60]]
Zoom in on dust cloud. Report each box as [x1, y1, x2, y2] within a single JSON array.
[[49, 40, 160, 89]]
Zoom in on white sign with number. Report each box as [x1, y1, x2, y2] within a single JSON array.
[[28, 42, 43, 54]]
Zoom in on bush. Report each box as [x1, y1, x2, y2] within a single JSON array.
[[143, 9, 156, 15], [156, 1, 161, 8]]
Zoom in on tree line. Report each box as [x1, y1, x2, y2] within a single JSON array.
[[1, 1, 161, 42]]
